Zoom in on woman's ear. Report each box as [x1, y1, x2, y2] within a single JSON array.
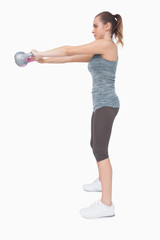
[[105, 22, 112, 31]]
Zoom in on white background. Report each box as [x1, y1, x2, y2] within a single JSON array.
[[0, 0, 160, 239]]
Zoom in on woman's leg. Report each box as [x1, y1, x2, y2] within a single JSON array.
[[92, 106, 119, 206], [90, 111, 101, 182], [97, 158, 112, 206], [90, 111, 94, 149]]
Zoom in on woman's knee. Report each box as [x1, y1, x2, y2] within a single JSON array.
[[92, 147, 109, 162]]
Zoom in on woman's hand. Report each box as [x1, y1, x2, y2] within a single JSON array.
[[30, 49, 42, 61]]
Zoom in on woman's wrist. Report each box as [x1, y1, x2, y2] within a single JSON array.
[[37, 58, 46, 63]]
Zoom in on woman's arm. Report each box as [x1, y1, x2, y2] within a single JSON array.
[[37, 57, 67, 64], [38, 46, 69, 58], [37, 39, 110, 59], [37, 54, 93, 64]]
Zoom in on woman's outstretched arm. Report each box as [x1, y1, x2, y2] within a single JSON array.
[[38, 45, 70, 58], [37, 54, 93, 64], [31, 39, 111, 60]]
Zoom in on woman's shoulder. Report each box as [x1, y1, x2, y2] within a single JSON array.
[[101, 41, 118, 61]]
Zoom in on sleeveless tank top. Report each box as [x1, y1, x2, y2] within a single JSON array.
[[88, 39, 120, 112]]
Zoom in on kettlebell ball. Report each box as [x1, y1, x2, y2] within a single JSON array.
[[14, 51, 35, 67]]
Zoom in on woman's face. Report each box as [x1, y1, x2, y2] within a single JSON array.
[[92, 17, 110, 39]]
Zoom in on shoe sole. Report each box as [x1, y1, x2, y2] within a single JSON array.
[[83, 189, 102, 192], [81, 214, 115, 219]]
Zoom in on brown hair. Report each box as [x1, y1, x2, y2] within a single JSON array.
[[95, 11, 124, 47]]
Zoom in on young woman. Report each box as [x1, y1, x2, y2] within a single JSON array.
[[30, 11, 123, 219]]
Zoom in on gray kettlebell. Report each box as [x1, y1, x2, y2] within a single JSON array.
[[14, 51, 35, 67]]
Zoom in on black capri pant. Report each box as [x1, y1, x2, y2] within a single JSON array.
[[90, 106, 119, 162]]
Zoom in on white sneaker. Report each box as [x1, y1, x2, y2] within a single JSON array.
[[79, 199, 115, 219], [83, 178, 102, 192]]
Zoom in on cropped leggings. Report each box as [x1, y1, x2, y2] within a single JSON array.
[[90, 106, 119, 162]]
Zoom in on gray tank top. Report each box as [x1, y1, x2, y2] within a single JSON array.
[[88, 40, 120, 111]]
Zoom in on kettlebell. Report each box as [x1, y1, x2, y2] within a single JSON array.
[[14, 51, 35, 67]]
